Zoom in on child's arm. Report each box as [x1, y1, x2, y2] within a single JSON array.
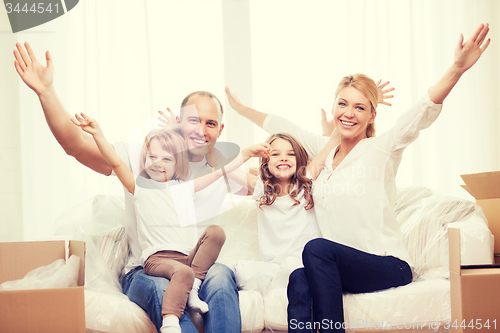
[[193, 143, 270, 193], [307, 130, 338, 181], [71, 113, 136, 194]]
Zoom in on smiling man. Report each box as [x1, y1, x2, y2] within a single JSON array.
[[179, 92, 225, 160], [13, 42, 241, 333]]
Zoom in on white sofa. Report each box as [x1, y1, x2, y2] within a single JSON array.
[[54, 186, 494, 333]]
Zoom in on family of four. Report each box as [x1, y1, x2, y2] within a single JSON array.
[[13, 23, 490, 333]]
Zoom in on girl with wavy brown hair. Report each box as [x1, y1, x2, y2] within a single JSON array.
[[229, 131, 337, 268]]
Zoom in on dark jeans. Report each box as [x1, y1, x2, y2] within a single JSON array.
[[287, 238, 413, 333]]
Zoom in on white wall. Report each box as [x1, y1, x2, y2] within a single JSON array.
[[0, 9, 23, 241], [0, 1, 498, 242]]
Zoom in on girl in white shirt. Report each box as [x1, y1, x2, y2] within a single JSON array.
[[230, 131, 338, 292], [228, 23, 490, 333], [72, 114, 269, 333], [252, 132, 326, 265]]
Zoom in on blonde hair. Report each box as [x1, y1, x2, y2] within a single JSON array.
[[259, 133, 314, 210], [335, 74, 378, 137], [139, 129, 190, 181]]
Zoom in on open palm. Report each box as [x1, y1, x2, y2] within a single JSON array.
[[14, 42, 53, 96], [454, 23, 490, 73]]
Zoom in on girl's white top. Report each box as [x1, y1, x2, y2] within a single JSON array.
[[114, 143, 243, 273], [253, 176, 322, 264], [263, 94, 442, 267], [132, 177, 198, 265]]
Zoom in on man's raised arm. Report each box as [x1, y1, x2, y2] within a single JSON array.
[[14, 42, 112, 175]]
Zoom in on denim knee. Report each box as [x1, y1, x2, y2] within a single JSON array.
[[287, 268, 307, 295], [204, 263, 235, 287], [302, 238, 331, 266]]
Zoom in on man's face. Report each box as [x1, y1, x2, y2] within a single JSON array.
[[180, 95, 224, 162]]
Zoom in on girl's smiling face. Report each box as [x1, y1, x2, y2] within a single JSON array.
[[333, 86, 376, 142], [143, 138, 177, 182], [267, 138, 296, 183]]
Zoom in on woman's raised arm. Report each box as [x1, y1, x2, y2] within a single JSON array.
[[428, 23, 490, 104]]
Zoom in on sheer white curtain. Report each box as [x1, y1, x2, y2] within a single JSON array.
[[1, 0, 497, 241], [14, 0, 226, 240], [246, 0, 499, 198]]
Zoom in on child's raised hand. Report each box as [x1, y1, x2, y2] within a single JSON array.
[[71, 112, 101, 136], [158, 107, 180, 128], [320, 108, 335, 137], [243, 143, 271, 160]]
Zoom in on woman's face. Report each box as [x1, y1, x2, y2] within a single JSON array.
[[143, 138, 177, 182], [267, 138, 297, 183], [333, 86, 376, 142]]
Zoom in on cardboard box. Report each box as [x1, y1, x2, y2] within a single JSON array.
[[449, 228, 500, 333], [0, 240, 85, 333], [461, 171, 500, 254]]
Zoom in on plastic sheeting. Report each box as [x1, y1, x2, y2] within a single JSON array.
[[0, 255, 80, 291], [396, 186, 492, 278], [53, 195, 156, 333]]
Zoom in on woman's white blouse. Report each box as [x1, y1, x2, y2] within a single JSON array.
[[263, 94, 442, 266]]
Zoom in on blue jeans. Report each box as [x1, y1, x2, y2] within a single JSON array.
[[287, 238, 412, 333], [123, 263, 241, 333]]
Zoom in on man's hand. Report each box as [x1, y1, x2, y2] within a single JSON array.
[[13, 42, 54, 96]]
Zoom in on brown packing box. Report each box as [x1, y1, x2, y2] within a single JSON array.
[[0, 240, 85, 333], [461, 171, 500, 254], [449, 228, 500, 333]]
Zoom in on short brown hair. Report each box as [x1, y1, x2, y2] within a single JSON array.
[[335, 74, 378, 137], [180, 91, 224, 123]]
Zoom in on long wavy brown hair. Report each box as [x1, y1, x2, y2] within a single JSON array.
[[259, 133, 314, 210]]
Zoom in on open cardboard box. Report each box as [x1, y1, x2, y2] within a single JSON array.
[[449, 228, 500, 333], [461, 171, 500, 263], [0, 240, 85, 333]]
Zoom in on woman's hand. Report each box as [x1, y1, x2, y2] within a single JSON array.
[[13, 42, 53, 96], [429, 23, 491, 104], [453, 23, 491, 74], [376, 80, 395, 106], [71, 113, 102, 137], [225, 86, 245, 113], [158, 107, 180, 128]]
